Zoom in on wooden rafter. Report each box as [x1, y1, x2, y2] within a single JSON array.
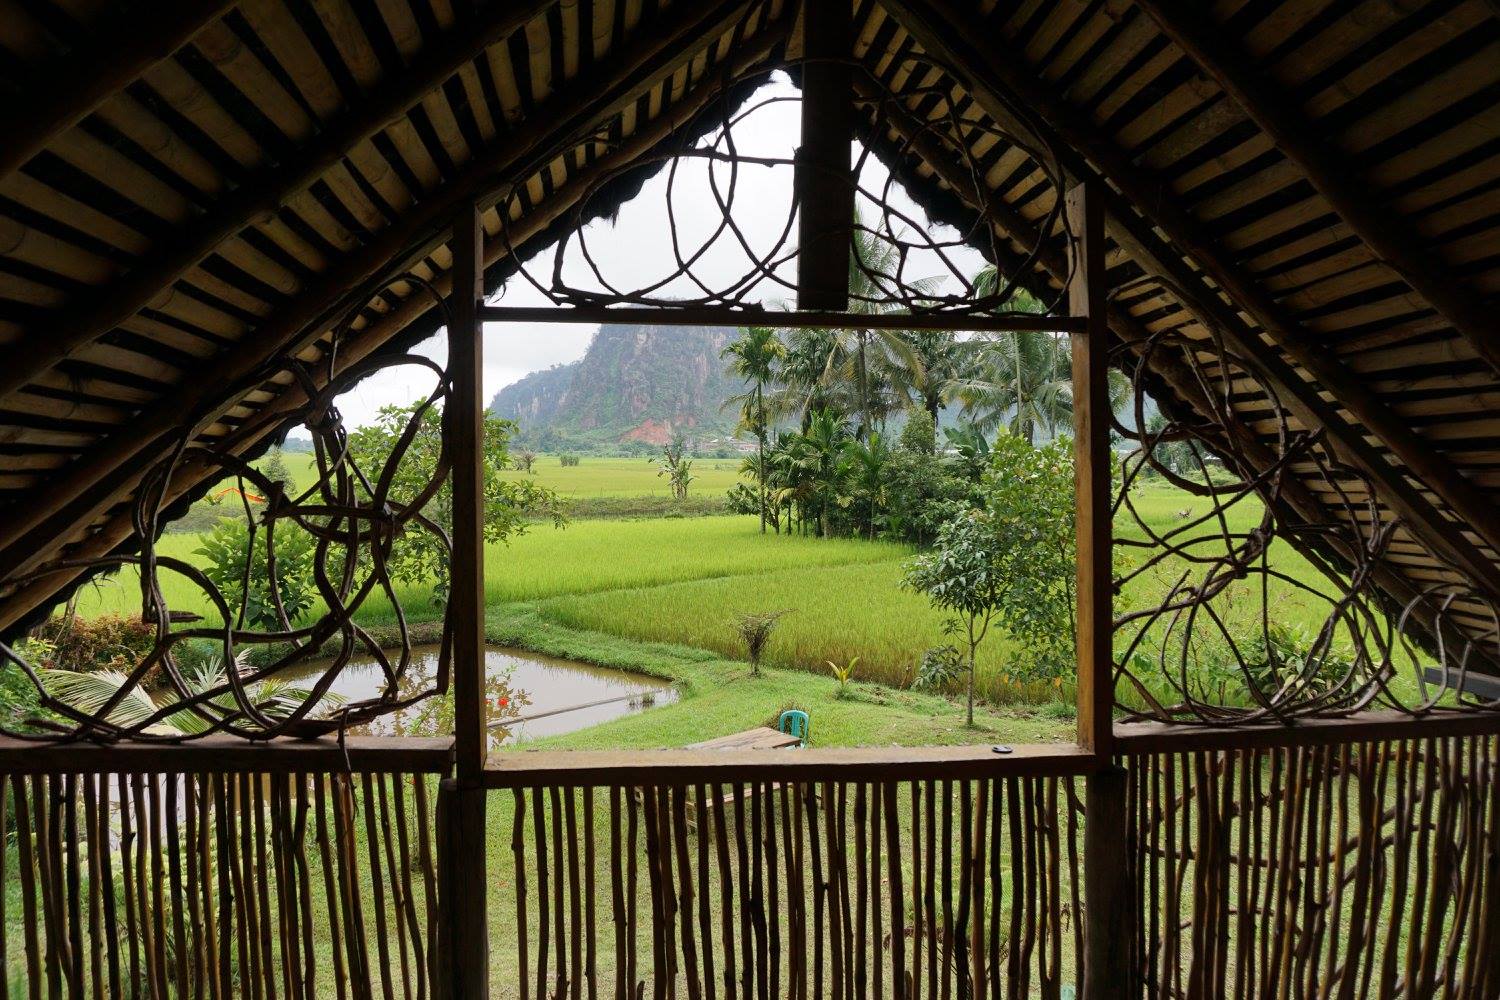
[[863, 84, 1497, 670], [1132, 0, 1500, 378], [0, 0, 557, 408], [0, 0, 239, 183], [0, 7, 790, 603], [878, 0, 1500, 606]]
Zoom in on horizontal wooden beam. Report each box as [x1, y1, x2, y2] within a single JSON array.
[[0, 2, 786, 590], [478, 304, 1084, 331], [0, 0, 237, 183], [1133, 0, 1500, 378], [0, 0, 557, 408], [0, 734, 453, 774], [881, 0, 1500, 606], [1115, 709, 1500, 756], [484, 742, 1094, 787]]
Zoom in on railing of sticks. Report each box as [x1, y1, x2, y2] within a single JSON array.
[[1, 741, 450, 1000], [478, 735, 1500, 1000]]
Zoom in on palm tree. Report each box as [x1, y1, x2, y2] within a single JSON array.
[[960, 268, 1126, 444], [882, 329, 974, 435], [772, 215, 933, 440], [843, 219, 930, 440], [839, 431, 889, 539], [722, 326, 786, 533]]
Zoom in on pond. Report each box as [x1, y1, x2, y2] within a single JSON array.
[[290, 643, 677, 744]]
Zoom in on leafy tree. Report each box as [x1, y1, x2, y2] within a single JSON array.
[[261, 446, 296, 493], [516, 450, 538, 474], [722, 326, 786, 532], [903, 504, 1006, 726], [197, 516, 318, 631], [882, 444, 972, 545], [905, 433, 1080, 722], [347, 402, 566, 604], [898, 409, 936, 455], [976, 434, 1079, 680]]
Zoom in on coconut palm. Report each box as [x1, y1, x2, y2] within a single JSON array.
[[882, 329, 975, 433], [960, 268, 1126, 443], [770, 215, 934, 440], [722, 326, 787, 532], [42, 651, 341, 738]]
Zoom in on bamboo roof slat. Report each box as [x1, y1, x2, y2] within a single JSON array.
[[0, 0, 1495, 662]]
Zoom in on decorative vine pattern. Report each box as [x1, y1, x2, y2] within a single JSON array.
[[0, 279, 456, 743], [1111, 329, 1500, 723]]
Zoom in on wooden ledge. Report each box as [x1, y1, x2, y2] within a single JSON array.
[[0, 734, 454, 774], [1113, 708, 1500, 755], [483, 742, 1093, 788]]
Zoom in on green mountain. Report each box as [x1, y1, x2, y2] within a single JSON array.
[[488, 323, 743, 446]]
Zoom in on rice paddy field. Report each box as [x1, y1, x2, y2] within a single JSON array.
[[71, 459, 1384, 711], [248, 450, 746, 498], [497, 454, 745, 496]]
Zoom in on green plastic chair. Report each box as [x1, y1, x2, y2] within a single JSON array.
[[778, 709, 809, 746]]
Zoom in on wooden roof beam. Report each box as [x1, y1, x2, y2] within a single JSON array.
[[0, 0, 558, 408], [0, 0, 239, 184], [1133, 0, 1500, 377], [0, 4, 789, 593], [880, 0, 1500, 605]]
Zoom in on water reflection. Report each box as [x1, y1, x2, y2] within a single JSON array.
[[288, 643, 676, 744]]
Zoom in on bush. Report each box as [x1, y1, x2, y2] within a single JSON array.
[[881, 449, 973, 545], [916, 644, 964, 690], [197, 517, 318, 631], [32, 613, 157, 674], [560, 454, 581, 467]]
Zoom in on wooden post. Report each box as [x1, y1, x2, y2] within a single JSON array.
[[445, 203, 489, 998], [1083, 766, 1129, 1000], [1068, 183, 1130, 996], [795, 0, 853, 311], [1068, 182, 1112, 756]]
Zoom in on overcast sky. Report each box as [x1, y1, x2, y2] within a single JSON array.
[[331, 74, 987, 428]]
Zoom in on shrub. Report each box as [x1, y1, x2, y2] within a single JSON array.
[[33, 613, 157, 674], [560, 454, 581, 467], [916, 644, 965, 690], [197, 517, 318, 631], [730, 610, 790, 677]]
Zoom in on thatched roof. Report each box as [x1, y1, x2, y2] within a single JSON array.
[[0, 0, 1497, 644]]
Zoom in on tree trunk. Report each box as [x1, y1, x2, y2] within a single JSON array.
[[857, 331, 870, 441], [966, 638, 977, 727], [756, 385, 767, 535]]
